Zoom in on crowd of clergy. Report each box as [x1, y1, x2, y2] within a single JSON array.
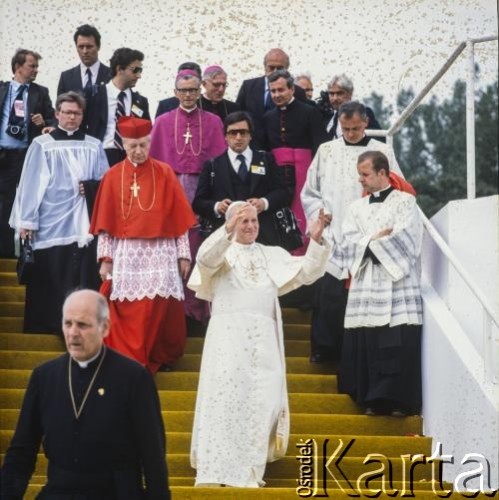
[[1, 23, 425, 491]]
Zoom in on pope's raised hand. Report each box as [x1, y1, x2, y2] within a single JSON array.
[[309, 209, 328, 243]]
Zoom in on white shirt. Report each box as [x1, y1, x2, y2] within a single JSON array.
[[79, 61, 101, 87], [102, 82, 132, 149], [214, 147, 269, 215]]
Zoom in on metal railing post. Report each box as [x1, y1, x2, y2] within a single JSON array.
[[466, 39, 477, 199]]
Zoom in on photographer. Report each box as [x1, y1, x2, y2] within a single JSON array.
[[0, 49, 55, 257]]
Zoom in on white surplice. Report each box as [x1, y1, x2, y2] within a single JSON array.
[[300, 137, 401, 277], [188, 226, 329, 487], [333, 189, 423, 328], [9, 133, 108, 250]]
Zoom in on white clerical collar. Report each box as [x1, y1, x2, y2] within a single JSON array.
[[279, 97, 295, 110], [233, 240, 257, 250], [72, 346, 102, 368], [58, 126, 78, 136], [179, 105, 198, 113], [371, 184, 392, 198]]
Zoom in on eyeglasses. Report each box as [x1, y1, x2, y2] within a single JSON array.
[[176, 88, 200, 94], [226, 129, 251, 137], [127, 66, 143, 74], [267, 65, 285, 72], [59, 110, 83, 117], [208, 81, 228, 89]]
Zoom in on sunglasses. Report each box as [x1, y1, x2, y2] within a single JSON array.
[[127, 66, 143, 74], [226, 129, 251, 137]]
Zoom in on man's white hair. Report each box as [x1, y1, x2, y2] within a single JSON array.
[[225, 201, 256, 221]]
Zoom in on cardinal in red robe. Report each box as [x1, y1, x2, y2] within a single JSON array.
[[90, 116, 196, 373]]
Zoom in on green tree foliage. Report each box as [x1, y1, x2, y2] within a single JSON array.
[[366, 78, 498, 217]]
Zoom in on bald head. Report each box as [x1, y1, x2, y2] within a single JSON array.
[[263, 48, 290, 76], [62, 290, 110, 362]]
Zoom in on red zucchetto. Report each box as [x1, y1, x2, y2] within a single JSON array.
[[117, 116, 152, 138]]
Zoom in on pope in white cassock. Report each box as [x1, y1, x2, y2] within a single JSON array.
[[188, 201, 330, 487]]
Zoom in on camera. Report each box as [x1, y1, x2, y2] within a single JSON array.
[[6, 123, 26, 139]]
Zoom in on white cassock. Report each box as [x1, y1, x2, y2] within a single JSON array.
[[188, 226, 329, 487], [301, 137, 401, 276]]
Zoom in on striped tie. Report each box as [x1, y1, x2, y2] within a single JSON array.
[[114, 91, 126, 150]]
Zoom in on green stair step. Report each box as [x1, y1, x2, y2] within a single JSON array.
[[0, 302, 24, 317], [0, 409, 422, 435], [0, 388, 360, 414], [0, 369, 338, 393], [0, 333, 313, 358], [0, 286, 25, 302], [0, 351, 331, 375], [8, 453, 434, 481], [0, 429, 431, 456], [0, 317, 24, 333], [0, 259, 16, 272], [23, 485, 497, 500], [0, 272, 18, 287]]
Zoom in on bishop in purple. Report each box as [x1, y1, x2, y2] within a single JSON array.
[[150, 70, 226, 323]]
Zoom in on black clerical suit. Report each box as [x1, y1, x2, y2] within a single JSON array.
[[1, 347, 171, 500], [192, 149, 289, 246], [0, 80, 55, 257], [236, 76, 309, 150], [263, 98, 328, 155], [57, 63, 111, 96]]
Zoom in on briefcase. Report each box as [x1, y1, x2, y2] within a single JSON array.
[[16, 236, 35, 285]]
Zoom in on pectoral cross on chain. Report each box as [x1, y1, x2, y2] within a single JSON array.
[[130, 174, 140, 198], [183, 126, 193, 144]]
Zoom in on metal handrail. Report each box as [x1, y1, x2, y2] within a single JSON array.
[[365, 35, 499, 334]]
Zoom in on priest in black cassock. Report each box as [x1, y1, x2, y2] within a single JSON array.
[[263, 69, 328, 255], [9, 91, 108, 334], [198, 65, 240, 121], [1, 289, 171, 500]]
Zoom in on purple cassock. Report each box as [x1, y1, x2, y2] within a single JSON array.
[[150, 106, 226, 322]]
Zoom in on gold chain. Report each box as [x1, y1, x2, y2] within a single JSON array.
[[68, 347, 107, 420], [174, 107, 202, 156], [120, 160, 156, 219]]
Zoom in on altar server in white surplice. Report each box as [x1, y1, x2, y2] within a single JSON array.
[[188, 201, 329, 487], [9, 91, 108, 334], [334, 151, 423, 417]]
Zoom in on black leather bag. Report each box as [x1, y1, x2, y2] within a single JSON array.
[[273, 207, 303, 252], [17, 236, 35, 285], [198, 216, 215, 238]]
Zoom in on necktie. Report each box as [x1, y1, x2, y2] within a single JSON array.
[[237, 154, 248, 181], [9, 84, 27, 127], [84, 68, 93, 95], [264, 88, 274, 111], [113, 91, 126, 150], [331, 112, 339, 138]]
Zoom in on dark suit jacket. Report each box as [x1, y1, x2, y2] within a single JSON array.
[[236, 76, 309, 150], [0, 348, 170, 500], [57, 62, 111, 96], [156, 96, 180, 118], [0, 81, 55, 144], [85, 84, 150, 141], [192, 149, 290, 245]]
